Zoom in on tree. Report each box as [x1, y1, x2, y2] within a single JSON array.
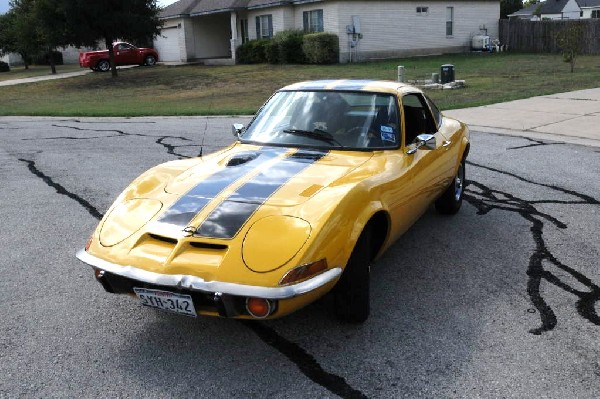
[[66, 0, 161, 77], [33, 0, 71, 74], [556, 23, 585, 73], [501, 0, 523, 19], [0, 1, 42, 70]]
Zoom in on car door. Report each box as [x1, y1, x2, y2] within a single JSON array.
[[114, 43, 136, 65], [399, 92, 455, 215], [424, 94, 461, 186]]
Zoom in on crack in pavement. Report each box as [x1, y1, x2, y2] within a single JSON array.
[[155, 137, 203, 159], [242, 321, 368, 399], [56, 119, 156, 124], [464, 163, 600, 335], [18, 158, 103, 221], [22, 124, 203, 159], [507, 137, 565, 150], [17, 154, 364, 398]]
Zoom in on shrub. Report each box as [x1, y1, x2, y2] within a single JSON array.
[[265, 40, 280, 64], [33, 51, 63, 66], [270, 30, 306, 64], [0, 61, 9, 72], [236, 39, 270, 64], [302, 33, 339, 64]]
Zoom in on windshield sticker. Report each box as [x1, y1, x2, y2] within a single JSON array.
[[380, 126, 396, 143]]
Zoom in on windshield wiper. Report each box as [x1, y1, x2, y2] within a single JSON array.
[[282, 129, 344, 147]]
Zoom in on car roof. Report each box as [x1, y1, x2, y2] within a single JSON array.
[[280, 79, 419, 95]]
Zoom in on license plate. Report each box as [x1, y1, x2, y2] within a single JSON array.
[[133, 288, 197, 317]]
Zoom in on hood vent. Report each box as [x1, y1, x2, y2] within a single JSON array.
[[190, 242, 228, 250], [226, 151, 260, 167], [148, 233, 178, 244]]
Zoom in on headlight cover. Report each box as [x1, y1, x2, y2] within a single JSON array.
[[242, 216, 311, 272], [100, 199, 163, 247]]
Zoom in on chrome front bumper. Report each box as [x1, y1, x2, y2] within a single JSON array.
[[76, 249, 342, 300]]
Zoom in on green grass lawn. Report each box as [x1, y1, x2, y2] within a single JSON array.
[[1, 53, 599, 116], [0, 64, 84, 82]]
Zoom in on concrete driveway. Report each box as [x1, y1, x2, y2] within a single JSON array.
[[445, 88, 600, 147]]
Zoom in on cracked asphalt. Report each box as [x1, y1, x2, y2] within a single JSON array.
[[0, 116, 599, 398]]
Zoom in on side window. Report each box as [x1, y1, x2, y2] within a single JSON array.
[[303, 10, 324, 33], [424, 95, 442, 128], [402, 93, 437, 145], [256, 15, 273, 39], [446, 6, 454, 36]]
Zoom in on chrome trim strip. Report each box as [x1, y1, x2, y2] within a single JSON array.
[[76, 249, 342, 299]]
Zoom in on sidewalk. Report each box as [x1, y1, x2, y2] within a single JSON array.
[[0, 70, 92, 87], [444, 88, 600, 147]]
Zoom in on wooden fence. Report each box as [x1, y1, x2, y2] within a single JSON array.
[[499, 19, 600, 54]]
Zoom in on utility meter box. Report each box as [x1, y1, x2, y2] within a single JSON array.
[[441, 64, 455, 84]]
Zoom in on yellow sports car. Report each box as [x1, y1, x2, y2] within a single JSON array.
[[77, 80, 469, 322]]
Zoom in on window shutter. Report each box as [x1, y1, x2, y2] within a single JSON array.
[[268, 15, 273, 37], [256, 16, 260, 38], [303, 11, 309, 32], [317, 10, 323, 32]]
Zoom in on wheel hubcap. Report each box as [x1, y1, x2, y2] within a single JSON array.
[[454, 163, 464, 201]]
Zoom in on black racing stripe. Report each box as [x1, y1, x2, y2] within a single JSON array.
[[196, 150, 328, 239], [157, 147, 286, 227]]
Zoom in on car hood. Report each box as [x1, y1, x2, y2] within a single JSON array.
[[99, 144, 372, 244]]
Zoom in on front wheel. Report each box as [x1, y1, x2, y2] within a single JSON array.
[[435, 159, 466, 215], [333, 229, 371, 323], [96, 60, 110, 72], [144, 55, 157, 66]]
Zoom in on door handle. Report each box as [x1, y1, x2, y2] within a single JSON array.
[[442, 140, 451, 147]]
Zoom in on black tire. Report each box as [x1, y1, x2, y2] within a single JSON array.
[[97, 60, 110, 72], [435, 158, 466, 215], [333, 229, 371, 323], [144, 55, 157, 66]]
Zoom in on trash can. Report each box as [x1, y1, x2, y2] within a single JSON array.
[[441, 64, 455, 84]]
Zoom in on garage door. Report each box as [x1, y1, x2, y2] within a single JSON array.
[[154, 26, 181, 62]]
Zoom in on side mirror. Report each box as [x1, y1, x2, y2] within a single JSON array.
[[406, 133, 436, 155], [232, 123, 245, 138]]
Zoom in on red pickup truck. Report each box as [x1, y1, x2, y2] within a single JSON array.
[[79, 42, 159, 72]]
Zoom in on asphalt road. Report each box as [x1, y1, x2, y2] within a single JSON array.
[[1, 116, 599, 398]]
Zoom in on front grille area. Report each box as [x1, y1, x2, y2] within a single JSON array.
[[96, 270, 247, 317]]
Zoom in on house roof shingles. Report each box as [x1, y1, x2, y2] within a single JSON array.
[[577, 0, 600, 7], [510, 0, 600, 18], [539, 0, 571, 14], [190, 0, 250, 16], [159, 0, 200, 18], [159, 0, 324, 18]]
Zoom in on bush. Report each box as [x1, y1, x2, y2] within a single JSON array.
[[265, 40, 280, 64], [236, 39, 270, 64], [0, 61, 9, 72], [33, 51, 64, 66], [268, 30, 306, 64], [302, 33, 339, 64]]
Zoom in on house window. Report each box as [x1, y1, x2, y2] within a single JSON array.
[[416, 7, 429, 15], [446, 7, 454, 36], [592, 10, 600, 18], [256, 14, 273, 39], [240, 19, 249, 44], [303, 10, 324, 33]]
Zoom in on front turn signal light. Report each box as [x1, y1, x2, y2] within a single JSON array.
[[279, 259, 327, 286], [85, 235, 93, 251], [246, 298, 274, 319]]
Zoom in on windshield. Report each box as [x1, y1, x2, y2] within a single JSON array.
[[241, 90, 400, 150]]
